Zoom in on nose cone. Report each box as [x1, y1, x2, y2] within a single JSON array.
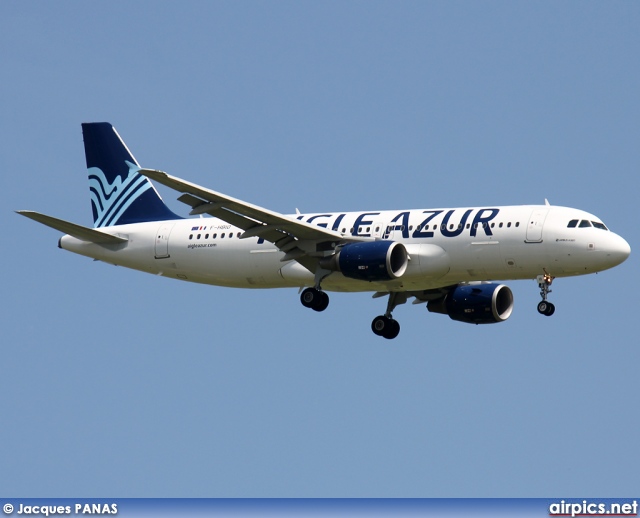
[[605, 233, 631, 267]]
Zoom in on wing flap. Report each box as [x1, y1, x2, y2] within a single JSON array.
[[16, 211, 128, 244]]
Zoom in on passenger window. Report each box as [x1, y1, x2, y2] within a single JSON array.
[[189, 234, 193, 240], [567, 220, 578, 228], [507, 222, 511, 228], [499, 222, 503, 228], [221, 233, 226, 238], [197, 234, 201, 239], [205, 234, 209, 239], [229, 233, 234, 238], [515, 222, 520, 227], [579, 220, 592, 228], [213, 233, 217, 239]]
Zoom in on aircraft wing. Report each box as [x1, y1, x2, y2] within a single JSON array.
[[139, 168, 367, 268]]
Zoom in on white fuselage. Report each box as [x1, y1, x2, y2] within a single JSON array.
[[59, 204, 630, 293]]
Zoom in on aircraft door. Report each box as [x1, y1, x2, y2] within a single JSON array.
[[373, 221, 384, 238], [525, 208, 549, 243], [384, 222, 405, 240], [155, 223, 175, 259]]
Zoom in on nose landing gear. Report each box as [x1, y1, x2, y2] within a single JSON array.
[[536, 272, 556, 316]]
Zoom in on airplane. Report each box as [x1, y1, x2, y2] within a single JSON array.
[[17, 122, 631, 339]]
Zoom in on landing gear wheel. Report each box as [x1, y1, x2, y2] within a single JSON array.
[[387, 319, 400, 339], [300, 288, 317, 308], [300, 288, 329, 312], [371, 315, 400, 339], [537, 301, 555, 316], [313, 291, 329, 312], [537, 301, 548, 314], [371, 315, 388, 336]]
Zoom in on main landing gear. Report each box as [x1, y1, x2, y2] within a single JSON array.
[[536, 272, 556, 316], [299, 287, 404, 340], [371, 315, 400, 340], [371, 292, 406, 340], [300, 268, 332, 312], [300, 287, 329, 312]]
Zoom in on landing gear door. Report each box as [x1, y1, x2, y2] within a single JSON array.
[[525, 208, 549, 243], [155, 223, 175, 259]]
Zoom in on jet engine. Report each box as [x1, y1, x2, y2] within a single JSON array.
[[320, 241, 408, 282], [427, 283, 514, 324]]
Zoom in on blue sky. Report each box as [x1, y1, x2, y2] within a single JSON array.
[[1, 1, 638, 497]]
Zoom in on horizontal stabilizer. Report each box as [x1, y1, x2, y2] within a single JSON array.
[[16, 211, 128, 244]]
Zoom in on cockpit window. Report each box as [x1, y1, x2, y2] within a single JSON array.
[[568, 218, 608, 230], [592, 221, 608, 230]]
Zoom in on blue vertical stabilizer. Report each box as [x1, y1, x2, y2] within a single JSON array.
[[82, 122, 182, 227]]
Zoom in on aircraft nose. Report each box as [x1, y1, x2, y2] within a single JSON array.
[[606, 233, 631, 266]]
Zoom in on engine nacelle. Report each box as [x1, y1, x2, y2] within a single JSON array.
[[320, 241, 409, 282], [427, 283, 514, 324]]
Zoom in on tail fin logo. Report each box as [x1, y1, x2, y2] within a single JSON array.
[[88, 161, 152, 228]]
